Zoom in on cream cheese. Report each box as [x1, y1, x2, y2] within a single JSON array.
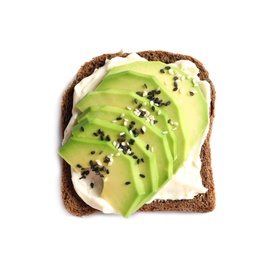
[[63, 53, 210, 214]]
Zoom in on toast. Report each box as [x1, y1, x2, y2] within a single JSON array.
[[60, 50, 216, 216]]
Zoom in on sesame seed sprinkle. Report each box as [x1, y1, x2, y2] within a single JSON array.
[[168, 69, 174, 75], [95, 160, 102, 166], [179, 88, 184, 94], [162, 131, 168, 135]]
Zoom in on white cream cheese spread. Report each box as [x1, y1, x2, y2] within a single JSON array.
[[63, 53, 211, 214]]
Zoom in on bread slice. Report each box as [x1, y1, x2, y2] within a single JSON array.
[[60, 50, 216, 216]]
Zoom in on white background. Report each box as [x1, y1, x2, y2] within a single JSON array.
[[1, 0, 272, 259]]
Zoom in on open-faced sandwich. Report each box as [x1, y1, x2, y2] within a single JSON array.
[[58, 50, 216, 218]]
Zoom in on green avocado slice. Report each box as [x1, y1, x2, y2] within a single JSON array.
[[76, 89, 177, 167], [105, 61, 209, 157], [77, 105, 173, 187], [95, 70, 193, 171], [58, 137, 144, 217], [72, 117, 165, 216]]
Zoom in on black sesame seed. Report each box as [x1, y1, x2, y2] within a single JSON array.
[[168, 119, 172, 124], [165, 66, 171, 70], [134, 98, 138, 104], [122, 146, 129, 154], [138, 103, 143, 109], [93, 132, 99, 136], [144, 83, 148, 89], [153, 120, 158, 124], [76, 164, 82, 168], [116, 117, 122, 121], [173, 86, 178, 91], [136, 91, 143, 97], [94, 167, 100, 174], [98, 129, 102, 134], [105, 135, 111, 141], [158, 100, 163, 107], [160, 69, 165, 73], [99, 151, 103, 155], [140, 174, 145, 178], [189, 91, 195, 96], [132, 128, 139, 137], [174, 82, 178, 88], [91, 151, 95, 155], [146, 144, 149, 150], [173, 76, 179, 81], [129, 139, 135, 145], [137, 159, 140, 164], [90, 183, 94, 188], [100, 174, 104, 178], [152, 106, 155, 112], [165, 100, 171, 106], [139, 111, 146, 118], [106, 169, 110, 174], [133, 155, 138, 159], [125, 181, 131, 185], [80, 126, 84, 132], [131, 121, 136, 125], [141, 158, 144, 163], [104, 156, 110, 163], [82, 170, 89, 175]]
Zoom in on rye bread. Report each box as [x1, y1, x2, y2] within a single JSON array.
[[60, 50, 216, 216]]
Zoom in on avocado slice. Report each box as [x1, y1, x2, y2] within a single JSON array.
[[77, 105, 173, 187], [72, 117, 165, 213], [58, 137, 144, 217], [95, 70, 190, 171], [76, 89, 177, 165], [105, 61, 209, 157]]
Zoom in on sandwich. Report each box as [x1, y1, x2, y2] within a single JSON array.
[[58, 50, 216, 218]]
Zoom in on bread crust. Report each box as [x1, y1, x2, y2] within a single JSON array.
[[60, 50, 216, 216]]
